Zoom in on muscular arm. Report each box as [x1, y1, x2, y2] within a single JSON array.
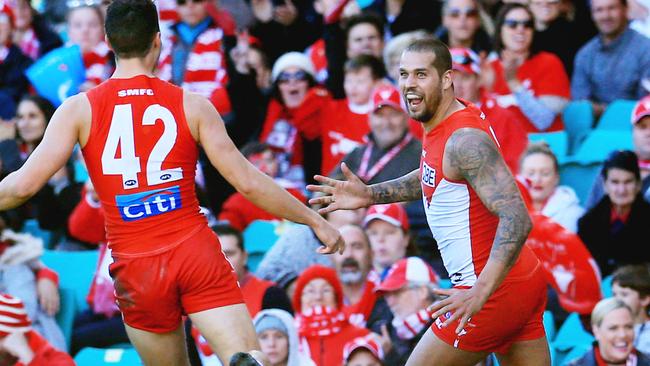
[[0, 95, 84, 210], [368, 169, 422, 204], [445, 128, 532, 297]]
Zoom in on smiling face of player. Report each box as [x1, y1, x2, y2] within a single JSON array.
[[398, 50, 446, 124]]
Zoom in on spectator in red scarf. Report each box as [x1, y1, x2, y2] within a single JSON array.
[[566, 297, 650, 366], [10, 0, 63, 60], [0, 293, 74, 366], [375, 257, 440, 365], [292, 265, 369, 366], [218, 142, 306, 231]]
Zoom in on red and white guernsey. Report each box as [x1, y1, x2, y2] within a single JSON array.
[[82, 75, 206, 257], [420, 101, 538, 287]]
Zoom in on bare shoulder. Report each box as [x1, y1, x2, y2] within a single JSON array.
[[444, 127, 500, 179], [182, 90, 219, 140]]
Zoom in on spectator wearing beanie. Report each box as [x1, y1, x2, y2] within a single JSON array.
[[363, 203, 418, 280], [342, 334, 384, 366], [253, 309, 315, 366], [375, 257, 440, 365], [292, 265, 369, 366], [0, 293, 74, 366], [578, 150, 650, 276]]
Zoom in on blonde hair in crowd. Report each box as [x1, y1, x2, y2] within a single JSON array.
[[591, 297, 632, 328]]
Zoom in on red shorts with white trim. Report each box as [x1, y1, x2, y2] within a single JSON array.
[[431, 262, 547, 354], [109, 225, 244, 333]]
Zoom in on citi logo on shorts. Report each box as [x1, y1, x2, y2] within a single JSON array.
[[422, 162, 436, 188], [115, 186, 182, 221]]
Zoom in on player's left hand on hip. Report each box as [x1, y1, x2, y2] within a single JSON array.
[[428, 287, 484, 335]]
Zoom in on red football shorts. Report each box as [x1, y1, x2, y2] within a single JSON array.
[[109, 225, 244, 333], [431, 262, 547, 354]]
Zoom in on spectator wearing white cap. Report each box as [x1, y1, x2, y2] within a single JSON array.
[[374, 257, 440, 365], [363, 203, 418, 280], [0, 293, 74, 366], [343, 334, 384, 366]]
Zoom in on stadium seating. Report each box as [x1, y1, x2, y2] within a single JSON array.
[[22, 219, 53, 249], [552, 312, 594, 365], [562, 101, 594, 155], [560, 343, 592, 366], [595, 99, 637, 131], [529, 131, 569, 158], [55, 288, 77, 350], [74, 346, 141, 365], [543, 311, 556, 342], [243, 220, 280, 272], [601, 275, 613, 298]]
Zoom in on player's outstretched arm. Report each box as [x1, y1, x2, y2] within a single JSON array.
[[0, 94, 85, 210], [306, 164, 421, 214], [186, 92, 344, 254], [429, 127, 532, 333]]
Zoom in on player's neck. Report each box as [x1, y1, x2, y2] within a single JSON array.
[[112, 59, 156, 79], [422, 94, 464, 133]]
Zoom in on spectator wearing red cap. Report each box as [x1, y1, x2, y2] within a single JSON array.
[[343, 334, 384, 366], [0, 2, 32, 121], [586, 95, 650, 209], [375, 257, 440, 365], [332, 224, 391, 332], [363, 203, 418, 280], [450, 47, 528, 173], [0, 294, 74, 366], [292, 265, 369, 366]]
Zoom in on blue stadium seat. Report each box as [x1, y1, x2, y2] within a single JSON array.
[[55, 288, 76, 351], [529, 131, 569, 158], [74, 346, 142, 365], [438, 279, 452, 289], [41, 249, 99, 313], [560, 343, 592, 366], [544, 310, 556, 342], [22, 219, 53, 249], [563, 101, 594, 155], [596, 99, 637, 131], [552, 313, 594, 365], [601, 275, 613, 298], [242, 220, 279, 255], [571, 130, 633, 163], [559, 159, 602, 205]]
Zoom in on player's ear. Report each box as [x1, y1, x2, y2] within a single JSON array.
[[442, 69, 453, 91], [153, 32, 162, 49]]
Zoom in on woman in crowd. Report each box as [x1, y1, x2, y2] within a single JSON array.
[[484, 3, 570, 133], [519, 141, 584, 232], [292, 265, 369, 366], [66, 5, 111, 90], [253, 309, 316, 366], [567, 297, 650, 365], [10, 0, 63, 60]]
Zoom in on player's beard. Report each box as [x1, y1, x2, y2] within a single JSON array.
[[409, 85, 442, 123]]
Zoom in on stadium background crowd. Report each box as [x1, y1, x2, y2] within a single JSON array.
[[1, 0, 650, 364]]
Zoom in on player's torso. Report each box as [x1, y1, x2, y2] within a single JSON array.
[[82, 75, 205, 256], [420, 103, 500, 286]]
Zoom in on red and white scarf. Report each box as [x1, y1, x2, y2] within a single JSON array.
[[594, 345, 638, 366], [18, 28, 40, 60], [392, 308, 433, 340], [82, 41, 112, 86], [297, 305, 347, 337]]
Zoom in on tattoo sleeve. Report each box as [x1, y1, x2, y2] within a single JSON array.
[[368, 169, 422, 204], [446, 128, 532, 268]]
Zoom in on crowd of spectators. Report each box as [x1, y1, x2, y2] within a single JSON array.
[[1, 0, 650, 364]]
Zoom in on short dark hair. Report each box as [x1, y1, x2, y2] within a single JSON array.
[[612, 264, 650, 312], [403, 38, 452, 77], [601, 150, 640, 181], [344, 12, 385, 41], [211, 223, 245, 251], [19, 95, 56, 125], [105, 0, 160, 59], [344, 54, 387, 80], [494, 3, 540, 56]]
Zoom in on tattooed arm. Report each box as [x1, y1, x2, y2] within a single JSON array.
[[429, 127, 532, 333], [307, 162, 421, 214]]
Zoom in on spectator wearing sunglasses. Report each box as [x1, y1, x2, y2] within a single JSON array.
[[484, 3, 570, 133], [572, 0, 650, 118], [530, 0, 592, 76], [435, 0, 493, 56]]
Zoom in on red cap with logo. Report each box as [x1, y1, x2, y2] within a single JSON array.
[[375, 257, 439, 294], [342, 335, 384, 363], [363, 203, 410, 231], [632, 95, 650, 125], [450, 47, 481, 76], [372, 84, 403, 112]]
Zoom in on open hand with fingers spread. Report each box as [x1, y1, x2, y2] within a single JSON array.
[[306, 163, 372, 214], [427, 287, 489, 335]]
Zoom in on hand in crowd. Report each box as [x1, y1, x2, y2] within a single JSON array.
[[230, 30, 252, 75], [501, 50, 525, 91], [428, 286, 488, 335], [0, 332, 35, 365], [307, 163, 372, 214], [478, 53, 496, 92], [370, 324, 393, 355], [273, 0, 298, 26], [251, 0, 274, 23], [0, 120, 17, 142], [37, 277, 60, 316]]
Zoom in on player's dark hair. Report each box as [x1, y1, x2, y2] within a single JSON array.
[[601, 150, 640, 181], [403, 38, 452, 78], [105, 0, 160, 59], [211, 223, 245, 251], [344, 54, 387, 80]]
